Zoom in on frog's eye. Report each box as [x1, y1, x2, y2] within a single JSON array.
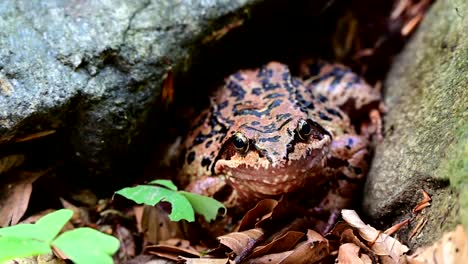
[[232, 132, 249, 154], [297, 119, 313, 140]]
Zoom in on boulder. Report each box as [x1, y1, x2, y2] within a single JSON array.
[[362, 0, 467, 247], [0, 0, 263, 182]]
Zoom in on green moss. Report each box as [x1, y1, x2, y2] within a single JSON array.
[[437, 123, 468, 227]]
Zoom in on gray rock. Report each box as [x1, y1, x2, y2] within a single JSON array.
[[362, 0, 467, 247], [0, 0, 261, 178]]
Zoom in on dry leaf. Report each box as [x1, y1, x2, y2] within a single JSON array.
[[0, 170, 46, 226], [218, 228, 264, 256], [146, 239, 202, 261], [14, 130, 56, 142], [407, 225, 468, 264], [0, 154, 25, 174], [59, 197, 91, 226], [249, 231, 305, 258], [179, 256, 230, 264], [141, 205, 185, 245], [338, 243, 372, 264], [341, 210, 409, 262], [237, 199, 278, 231], [246, 229, 329, 264]]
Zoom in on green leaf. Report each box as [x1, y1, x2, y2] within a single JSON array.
[[115, 185, 195, 221], [52, 227, 119, 264], [180, 191, 226, 222], [35, 209, 74, 242], [148, 179, 178, 191], [0, 209, 72, 243], [0, 236, 51, 262]]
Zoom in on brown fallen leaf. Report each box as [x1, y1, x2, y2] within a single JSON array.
[[145, 238, 202, 261], [341, 210, 409, 263], [246, 229, 329, 264], [141, 204, 185, 245], [338, 243, 372, 264], [249, 231, 305, 259], [237, 199, 278, 231], [218, 228, 264, 257], [0, 154, 25, 174], [179, 256, 230, 264], [407, 225, 468, 264], [0, 170, 47, 226], [161, 70, 174, 107], [202, 18, 244, 44], [340, 228, 378, 262], [59, 197, 91, 226], [14, 130, 56, 142]]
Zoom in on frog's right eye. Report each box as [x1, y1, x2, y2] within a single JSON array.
[[232, 132, 249, 154]]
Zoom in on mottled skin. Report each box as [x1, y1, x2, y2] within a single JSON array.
[[180, 61, 381, 211]]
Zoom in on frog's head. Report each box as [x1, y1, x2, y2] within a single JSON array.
[[211, 62, 333, 198], [213, 115, 332, 197]]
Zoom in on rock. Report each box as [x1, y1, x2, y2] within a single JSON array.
[[362, 0, 467, 247], [0, 0, 262, 181]]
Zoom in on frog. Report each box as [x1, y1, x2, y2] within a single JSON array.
[[178, 61, 381, 213]]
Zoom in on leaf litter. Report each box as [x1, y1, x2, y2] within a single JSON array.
[[1, 0, 457, 263]]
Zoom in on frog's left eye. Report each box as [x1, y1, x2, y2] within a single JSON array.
[[297, 119, 312, 140], [232, 132, 249, 154]]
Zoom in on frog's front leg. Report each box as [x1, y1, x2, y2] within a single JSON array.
[[318, 134, 369, 212], [185, 175, 238, 208]]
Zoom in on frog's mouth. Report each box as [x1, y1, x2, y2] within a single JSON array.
[[213, 146, 328, 196]]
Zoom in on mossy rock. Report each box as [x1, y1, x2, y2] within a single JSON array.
[[362, 0, 467, 247]]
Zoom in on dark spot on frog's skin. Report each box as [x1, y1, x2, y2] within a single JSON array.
[[258, 135, 281, 143], [353, 167, 363, 175], [346, 138, 354, 150], [318, 94, 328, 103], [263, 93, 284, 99], [319, 112, 332, 121], [218, 100, 228, 110], [257, 66, 267, 78], [233, 72, 244, 81], [205, 140, 213, 148], [251, 121, 260, 125], [262, 81, 280, 91], [282, 72, 290, 82], [266, 69, 274, 78], [287, 128, 293, 136], [306, 102, 315, 109], [234, 99, 282, 117], [187, 151, 195, 164], [276, 113, 291, 121], [210, 151, 215, 156], [278, 118, 293, 131], [291, 78, 302, 88], [201, 157, 211, 168], [325, 107, 343, 119], [262, 123, 276, 132], [193, 132, 207, 145], [251, 87, 262, 95], [226, 80, 246, 100]]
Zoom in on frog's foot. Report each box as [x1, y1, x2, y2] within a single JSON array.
[[360, 108, 383, 142], [185, 176, 238, 208], [330, 134, 369, 180]]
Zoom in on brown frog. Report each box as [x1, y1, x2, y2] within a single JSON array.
[[179, 61, 381, 212]]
